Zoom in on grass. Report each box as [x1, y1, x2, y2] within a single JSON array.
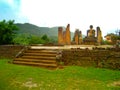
[[0, 59, 120, 90]]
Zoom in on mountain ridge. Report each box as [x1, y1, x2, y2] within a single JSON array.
[[15, 23, 74, 38]]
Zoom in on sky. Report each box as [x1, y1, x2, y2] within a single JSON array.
[[0, 0, 120, 37]]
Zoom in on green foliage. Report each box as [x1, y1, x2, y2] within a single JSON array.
[[29, 35, 44, 44], [0, 59, 120, 90], [49, 36, 58, 43], [16, 23, 74, 39], [16, 23, 58, 37], [105, 33, 120, 44], [13, 34, 56, 45], [102, 40, 112, 45], [13, 34, 31, 45], [112, 35, 120, 41], [41, 34, 49, 43], [0, 20, 18, 45], [110, 33, 120, 42]]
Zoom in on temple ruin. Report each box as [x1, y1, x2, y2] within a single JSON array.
[[58, 24, 71, 45], [73, 29, 83, 45], [58, 24, 103, 45], [84, 25, 97, 45], [97, 26, 103, 45]]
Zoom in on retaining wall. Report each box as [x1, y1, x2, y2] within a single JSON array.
[[61, 49, 120, 70], [0, 45, 24, 59]]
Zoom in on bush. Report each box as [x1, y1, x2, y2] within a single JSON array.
[[102, 40, 112, 45], [13, 34, 56, 45], [29, 35, 44, 44], [13, 34, 30, 45]]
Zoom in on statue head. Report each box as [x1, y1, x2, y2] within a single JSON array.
[[90, 25, 93, 29], [96, 26, 100, 30], [67, 24, 70, 27]]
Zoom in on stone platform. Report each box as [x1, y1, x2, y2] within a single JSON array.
[[30, 45, 113, 50]]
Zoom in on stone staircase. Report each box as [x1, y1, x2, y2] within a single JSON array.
[[13, 47, 59, 69]]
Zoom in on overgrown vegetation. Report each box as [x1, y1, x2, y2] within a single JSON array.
[[13, 34, 56, 45], [0, 59, 120, 90], [0, 20, 58, 45], [102, 40, 112, 45], [104, 31, 120, 45], [0, 20, 18, 45], [15, 23, 59, 37]]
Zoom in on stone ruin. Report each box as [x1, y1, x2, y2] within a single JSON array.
[[96, 26, 103, 45], [58, 24, 103, 45], [73, 29, 83, 45], [58, 24, 71, 45], [83, 25, 103, 45]]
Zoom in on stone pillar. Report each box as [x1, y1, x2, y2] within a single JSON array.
[[74, 29, 79, 45], [65, 24, 71, 44], [97, 27, 103, 45], [63, 31, 66, 44], [58, 27, 64, 44], [79, 31, 83, 44], [87, 30, 89, 37]]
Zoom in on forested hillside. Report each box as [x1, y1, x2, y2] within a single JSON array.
[[15, 23, 74, 37], [15, 23, 58, 36]]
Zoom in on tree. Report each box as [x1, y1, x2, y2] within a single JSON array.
[[105, 32, 120, 44], [13, 34, 51, 45], [41, 34, 49, 43], [13, 34, 31, 45], [0, 20, 18, 45], [115, 29, 120, 36]]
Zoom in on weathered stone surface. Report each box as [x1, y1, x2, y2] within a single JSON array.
[[58, 24, 71, 45], [73, 29, 83, 45], [58, 24, 103, 45], [58, 27, 64, 44], [61, 49, 120, 70], [0, 45, 24, 59], [97, 27, 103, 45], [65, 24, 71, 44], [79, 31, 83, 44], [63, 31, 66, 44], [74, 29, 79, 45], [84, 25, 97, 45], [87, 25, 95, 37]]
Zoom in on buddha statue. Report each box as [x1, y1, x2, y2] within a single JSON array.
[[87, 25, 95, 37]]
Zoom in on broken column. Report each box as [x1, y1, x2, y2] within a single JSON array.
[[79, 31, 83, 44], [65, 24, 71, 45], [63, 31, 66, 44], [74, 29, 79, 45], [58, 27, 64, 44], [97, 26, 103, 45]]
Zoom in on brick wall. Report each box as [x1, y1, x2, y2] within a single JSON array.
[[0, 45, 24, 59], [61, 49, 120, 70]]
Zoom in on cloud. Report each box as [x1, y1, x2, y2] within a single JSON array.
[[20, 0, 120, 27], [0, 0, 29, 23], [0, 0, 120, 36], [0, 0, 20, 10]]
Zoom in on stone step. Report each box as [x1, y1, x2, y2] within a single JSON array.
[[26, 49, 57, 54], [23, 53, 56, 57], [22, 56, 56, 60], [14, 58, 56, 63], [13, 61, 57, 67], [13, 48, 59, 68]]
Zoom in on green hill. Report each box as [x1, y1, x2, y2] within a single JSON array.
[[15, 23, 74, 38], [15, 23, 57, 36]]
